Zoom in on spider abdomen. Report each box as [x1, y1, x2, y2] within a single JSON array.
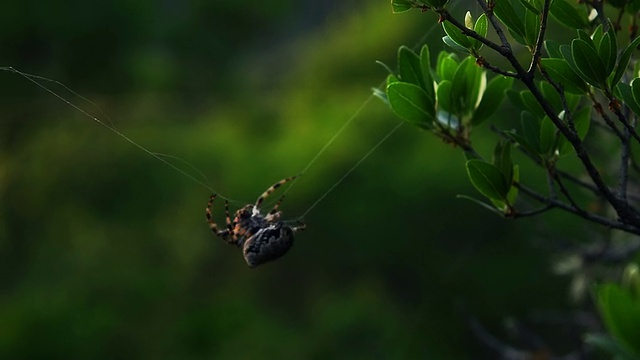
[[242, 223, 294, 267], [206, 177, 305, 267]]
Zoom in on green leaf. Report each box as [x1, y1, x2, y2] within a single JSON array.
[[544, 39, 563, 58], [493, 140, 513, 185], [570, 39, 608, 87], [503, 130, 541, 161], [493, 0, 526, 40], [472, 75, 514, 126], [555, 49, 578, 73], [596, 283, 640, 355], [474, 13, 488, 38], [632, 78, 640, 106], [598, 30, 617, 77], [456, 195, 505, 216], [539, 81, 563, 114], [517, 0, 541, 15], [466, 160, 510, 202], [592, 25, 605, 48], [443, 36, 471, 54], [442, 20, 472, 50], [391, 0, 413, 13], [398, 46, 425, 89], [538, 81, 564, 114], [507, 165, 519, 205], [520, 90, 545, 119], [508, 28, 528, 46], [374, 74, 401, 105], [387, 73, 400, 86], [472, 13, 488, 51], [420, 45, 436, 102], [557, 106, 592, 156], [452, 56, 484, 116], [436, 52, 459, 81], [577, 29, 593, 43], [507, 89, 526, 111], [539, 115, 557, 155], [565, 92, 581, 112], [612, 36, 640, 88], [550, 0, 587, 29], [619, 83, 640, 118], [386, 82, 435, 128], [540, 58, 588, 94], [524, 6, 540, 46], [574, 106, 592, 140], [436, 79, 454, 114]]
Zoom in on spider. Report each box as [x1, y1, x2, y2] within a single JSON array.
[[205, 176, 306, 267]]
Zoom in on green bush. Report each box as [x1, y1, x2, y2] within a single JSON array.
[[380, 0, 640, 357]]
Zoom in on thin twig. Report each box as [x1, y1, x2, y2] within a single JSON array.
[[614, 3, 626, 32], [537, 63, 574, 123], [553, 170, 589, 215], [583, 0, 609, 28], [477, 57, 518, 77], [515, 182, 640, 235], [523, 80, 640, 226], [475, 0, 512, 48], [592, 98, 625, 140], [605, 90, 640, 144], [547, 167, 558, 199], [527, 0, 552, 75], [491, 126, 600, 197], [514, 205, 554, 218]]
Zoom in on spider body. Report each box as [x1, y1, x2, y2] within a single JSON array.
[[206, 176, 305, 267]]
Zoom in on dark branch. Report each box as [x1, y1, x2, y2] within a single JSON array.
[[477, 57, 518, 77]]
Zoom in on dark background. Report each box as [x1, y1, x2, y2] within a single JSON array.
[[1, 0, 586, 358]]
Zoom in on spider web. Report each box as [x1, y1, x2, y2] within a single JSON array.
[[0, 4, 456, 220], [1, 65, 240, 203]]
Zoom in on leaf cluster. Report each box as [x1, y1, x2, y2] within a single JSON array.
[[382, 0, 640, 234], [381, 0, 640, 354]]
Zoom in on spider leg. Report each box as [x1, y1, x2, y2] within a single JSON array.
[[291, 218, 307, 233], [224, 200, 234, 235], [205, 194, 232, 241], [269, 195, 286, 215], [264, 195, 286, 222], [255, 175, 298, 209], [205, 194, 219, 233]]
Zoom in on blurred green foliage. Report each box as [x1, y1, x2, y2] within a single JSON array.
[[1, 1, 581, 358]]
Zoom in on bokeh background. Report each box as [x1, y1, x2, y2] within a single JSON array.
[[1, 0, 590, 358]]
